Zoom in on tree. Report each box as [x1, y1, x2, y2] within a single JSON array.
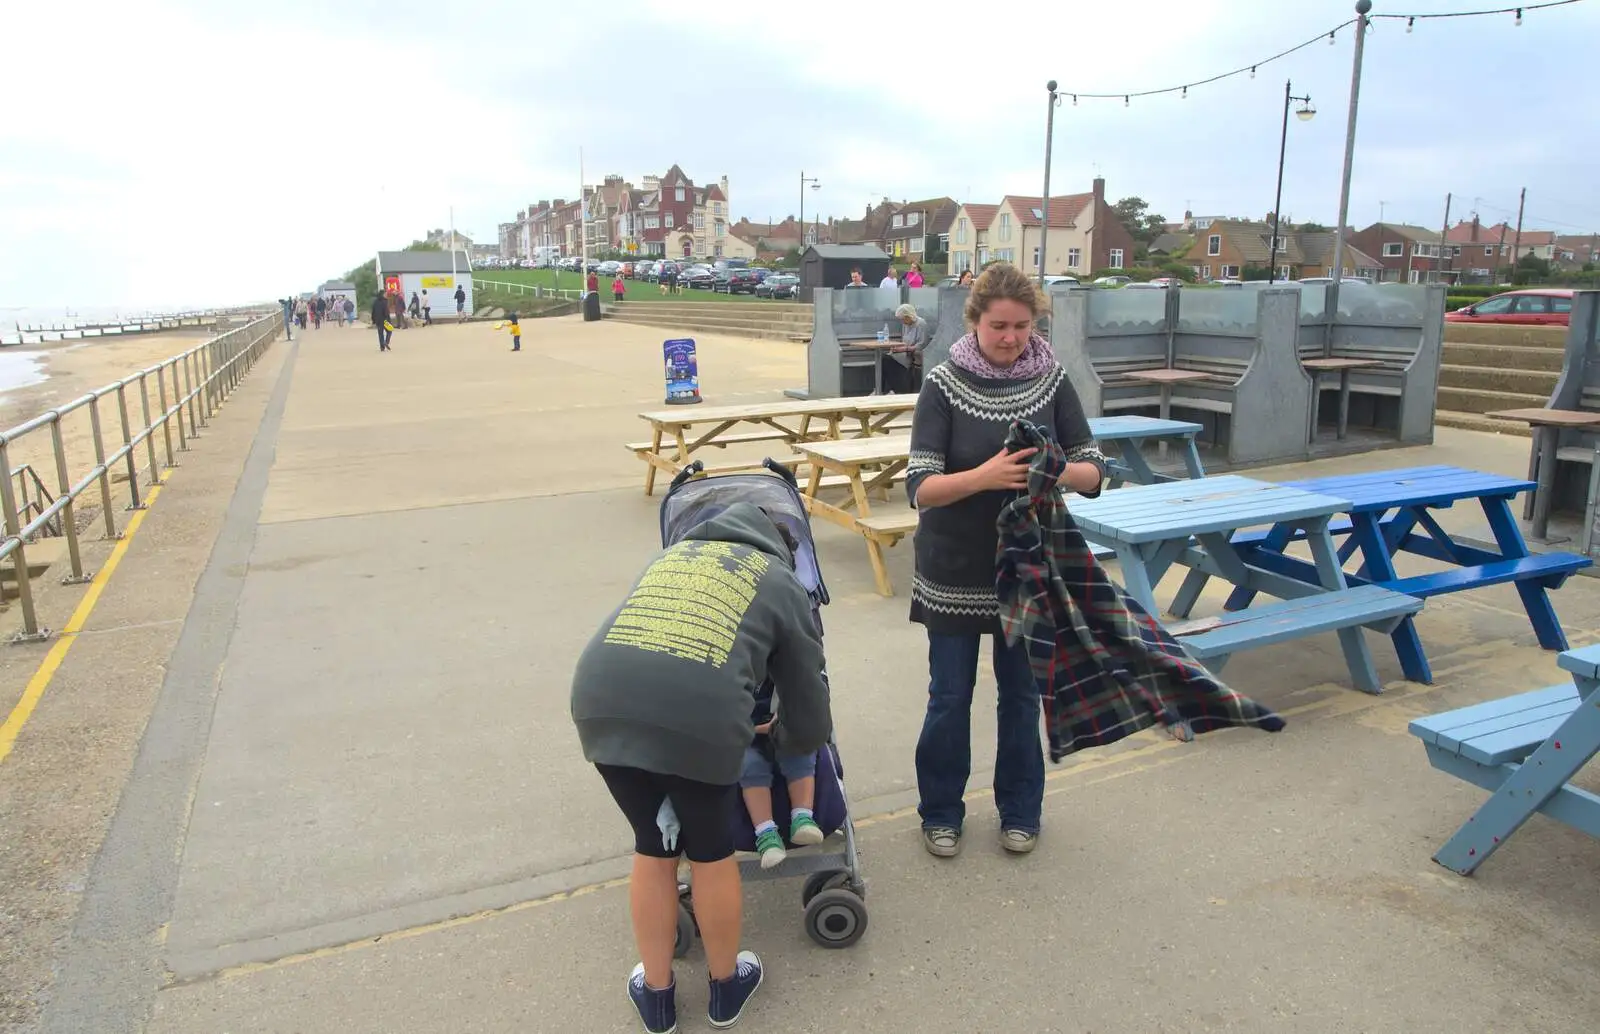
[[1111, 197, 1167, 246], [345, 258, 378, 303], [1298, 222, 1330, 233]]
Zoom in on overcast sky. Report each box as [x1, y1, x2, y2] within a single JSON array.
[[4, 0, 1598, 311]]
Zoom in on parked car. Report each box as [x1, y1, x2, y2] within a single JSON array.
[[1094, 275, 1132, 287], [680, 266, 717, 289], [714, 268, 760, 294], [755, 273, 800, 299], [1445, 288, 1573, 326]]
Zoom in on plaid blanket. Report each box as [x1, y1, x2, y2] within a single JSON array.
[[994, 419, 1286, 762]]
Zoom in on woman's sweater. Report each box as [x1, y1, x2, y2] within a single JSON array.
[[905, 360, 1107, 636]]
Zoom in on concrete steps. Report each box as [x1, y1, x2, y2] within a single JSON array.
[[1432, 328, 1565, 438], [1438, 363, 1561, 395], [1436, 384, 1548, 416], [1441, 340, 1565, 372], [1435, 409, 1532, 437], [603, 301, 814, 342]]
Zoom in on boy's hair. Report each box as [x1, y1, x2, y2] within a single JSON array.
[[756, 506, 801, 560]]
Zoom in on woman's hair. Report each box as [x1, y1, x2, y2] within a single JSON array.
[[964, 261, 1044, 325], [894, 303, 917, 320]]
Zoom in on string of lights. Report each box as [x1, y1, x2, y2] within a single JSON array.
[[1056, 0, 1587, 105]]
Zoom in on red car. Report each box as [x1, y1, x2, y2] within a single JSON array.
[[1444, 288, 1573, 326]]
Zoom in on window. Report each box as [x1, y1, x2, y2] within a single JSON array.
[[1512, 295, 1550, 314], [999, 214, 1011, 240], [1472, 296, 1515, 315], [644, 216, 659, 229], [1031, 246, 1040, 267], [1109, 248, 1124, 269], [1484, 246, 1494, 256], [938, 233, 949, 249], [907, 212, 920, 225], [1200, 264, 1211, 279], [1207, 234, 1221, 256], [1452, 246, 1462, 257], [1031, 208, 1043, 220], [911, 237, 924, 253], [694, 212, 705, 230], [1067, 247, 1081, 269], [665, 213, 674, 228], [1383, 242, 1403, 257], [675, 188, 684, 202], [892, 214, 904, 228], [715, 219, 725, 236], [1552, 297, 1573, 314], [1271, 236, 1287, 252], [1222, 265, 1240, 279], [696, 192, 703, 205], [956, 218, 968, 244]]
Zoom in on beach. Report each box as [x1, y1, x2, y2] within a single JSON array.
[[0, 332, 219, 517]]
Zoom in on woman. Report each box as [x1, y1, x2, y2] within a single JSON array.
[[906, 262, 925, 287], [886, 303, 929, 394], [957, 268, 974, 287], [904, 261, 1107, 858]]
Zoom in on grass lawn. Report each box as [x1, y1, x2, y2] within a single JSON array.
[[471, 267, 781, 303]]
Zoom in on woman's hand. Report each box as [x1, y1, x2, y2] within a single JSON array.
[[753, 720, 774, 735], [972, 446, 1037, 491]]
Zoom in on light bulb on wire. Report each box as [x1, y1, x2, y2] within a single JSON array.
[[1515, 8, 1523, 25], [1406, 16, 1413, 32]]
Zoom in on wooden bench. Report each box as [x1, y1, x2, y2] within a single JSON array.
[[1171, 585, 1423, 683], [1407, 642, 1600, 875]]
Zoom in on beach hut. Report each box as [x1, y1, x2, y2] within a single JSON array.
[[319, 280, 358, 312], [374, 250, 474, 315]]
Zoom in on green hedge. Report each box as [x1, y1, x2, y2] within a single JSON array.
[[1446, 295, 1477, 310]]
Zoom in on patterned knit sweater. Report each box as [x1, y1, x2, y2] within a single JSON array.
[[905, 361, 1107, 636]]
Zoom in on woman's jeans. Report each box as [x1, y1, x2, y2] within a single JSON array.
[[915, 631, 1045, 833]]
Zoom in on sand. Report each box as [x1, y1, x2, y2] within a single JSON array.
[[0, 331, 220, 522]]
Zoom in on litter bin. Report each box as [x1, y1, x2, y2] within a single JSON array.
[[583, 291, 602, 322]]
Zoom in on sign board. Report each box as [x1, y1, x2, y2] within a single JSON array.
[[662, 338, 702, 405], [421, 275, 454, 288], [383, 275, 402, 296]]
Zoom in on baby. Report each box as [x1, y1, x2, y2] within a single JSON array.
[[742, 695, 825, 868]]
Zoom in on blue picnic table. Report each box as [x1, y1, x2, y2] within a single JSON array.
[[1070, 475, 1425, 693], [1085, 415, 1205, 487], [1191, 466, 1592, 684]]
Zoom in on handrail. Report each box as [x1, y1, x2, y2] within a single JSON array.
[[0, 309, 283, 641], [7, 464, 60, 539]]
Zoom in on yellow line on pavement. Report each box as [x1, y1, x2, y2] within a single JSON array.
[[0, 478, 168, 765]]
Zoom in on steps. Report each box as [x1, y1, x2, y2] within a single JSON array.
[[602, 301, 813, 342], [1434, 332, 1566, 438]]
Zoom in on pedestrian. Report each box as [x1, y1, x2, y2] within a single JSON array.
[[906, 262, 925, 287], [879, 266, 898, 289], [903, 261, 1108, 858], [612, 274, 625, 303], [886, 302, 929, 393], [507, 312, 521, 351], [454, 284, 466, 323], [343, 297, 355, 326], [570, 502, 832, 1033], [421, 289, 432, 325], [370, 290, 392, 351]]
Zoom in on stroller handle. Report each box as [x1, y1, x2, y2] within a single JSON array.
[[669, 460, 706, 490], [762, 458, 799, 488]]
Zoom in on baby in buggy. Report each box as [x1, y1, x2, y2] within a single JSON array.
[[743, 685, 825, 868]]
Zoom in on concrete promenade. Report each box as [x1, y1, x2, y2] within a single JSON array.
[[4, 314, 1599, 1032]]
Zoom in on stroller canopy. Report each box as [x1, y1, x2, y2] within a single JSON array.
[[660, 471, 826, 602]]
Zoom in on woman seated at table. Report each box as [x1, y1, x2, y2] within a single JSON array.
[[904, 261, 1108, 858], [884, 303, 929, 394]]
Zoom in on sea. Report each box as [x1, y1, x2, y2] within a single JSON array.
[[0, 303, 206, 395]]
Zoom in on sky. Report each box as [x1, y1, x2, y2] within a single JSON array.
[[4, 0, 1599, 312]]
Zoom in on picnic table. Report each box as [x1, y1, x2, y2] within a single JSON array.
[[630, 396, 918, 494], [1208, 466, 1592, 684], [1408, 642, 1600, 875], [1091, 415, 1206, 485], [1070, 475, 1424, 694], [1484, 407, 1600, 540], [1302, 357, 1384, 440]]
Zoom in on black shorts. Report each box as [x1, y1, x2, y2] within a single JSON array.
[[596, 764, 736, 863]]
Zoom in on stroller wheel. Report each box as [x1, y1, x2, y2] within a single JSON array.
[[673, 904, 697, 959], [803, 889, 868, 949], [800, 870, 853, 908]]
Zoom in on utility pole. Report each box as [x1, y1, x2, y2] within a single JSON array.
[[1437, 192, 1452, 285], [1495, 219, 1509, 283], [1328, 0, 1373, 294], [1511, 186, 1527, 282], [1039, 80, 1061, 284]]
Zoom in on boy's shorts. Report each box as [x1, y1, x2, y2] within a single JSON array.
[[740, 744, 816, 789]]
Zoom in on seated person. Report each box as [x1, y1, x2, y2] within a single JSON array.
[[742, 687, 825, 868]]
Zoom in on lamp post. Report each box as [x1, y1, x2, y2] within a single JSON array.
[[1038, 80, 1063, 284], [1268, 79, 1315, 284], [799, 171, 821, 251], [1328, 0, 1373, 296]]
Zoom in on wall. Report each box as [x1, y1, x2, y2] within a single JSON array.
[[396, 272, 472, 315]]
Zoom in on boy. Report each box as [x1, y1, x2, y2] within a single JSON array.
[[506, 312, 521, 351], [742, 695, 825, 869]]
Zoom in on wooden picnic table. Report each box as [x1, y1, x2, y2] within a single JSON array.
[[1485, 407, 1600, 539], [846, 393, 919, 436], [1071, 475, 1423, 694], [1303, 357, 1384, 440], [1213, 465, 1592, 684]]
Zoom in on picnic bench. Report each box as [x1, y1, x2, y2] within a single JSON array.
[[1482, 290, 1600, 546], [1407, 642, 1600, 875], [1052, 285, 1316, 468], [1211, 466, 1591, 684], [1070, 474, 1424, 694]]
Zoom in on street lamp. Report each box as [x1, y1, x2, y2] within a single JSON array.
[[799, 171, 821, 250], [1039, 80, 1063, 284], [1268, 79, 1315, 284], [1328, 0, 1373, 299]]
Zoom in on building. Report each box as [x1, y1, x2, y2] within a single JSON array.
[[723, 216, 834, 260], [1555, 234, 1600, 270], [1445, 218, 1567, 280], [882, 197, 960, 264], [1191, 220, 1383, 281], [611, 165, 731, 259], [375, 250, 473, 312], [945, 179, 1134, 277], [318, 280, 357, 310], [1345, 223, 1455, 283], [833, 200, 898, 250], [946, 203, 1000, 274]]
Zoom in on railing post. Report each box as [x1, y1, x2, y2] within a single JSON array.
[[138, 372, 162, 485], [116, 382, 144, 511], [49, 417, 89, 582], [170, 360, 188, 451], [88, 396, 120, 539], [156, 364, 176, 467], [0, 439, 49, 642], [184, 350, 202, 432]]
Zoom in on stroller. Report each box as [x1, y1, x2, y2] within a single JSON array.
[[660, 459, 868, 951]]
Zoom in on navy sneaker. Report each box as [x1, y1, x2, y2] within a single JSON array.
[[707, 950, 763, 1028], [627, 963, 677, 1034]]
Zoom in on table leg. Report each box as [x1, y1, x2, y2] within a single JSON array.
[[1530, 426, 1559, 541], [1482, 496, 1570, 652], [1223, 523, 1295, 610], [1179, 437, 1206, 479], [1170, 567, 1210, 618], [1306, 517, 1385, 694], [1347, 512, 1432, 684], [643, 426, 663, 495], [873, 352, 884, 396], [1114, 547, 1159, 615], [1336, 370, 1352, 440], [1522, 434, 1540, 521], [1157, 386, 1171, 461], [1114, 439, 1158, 487]]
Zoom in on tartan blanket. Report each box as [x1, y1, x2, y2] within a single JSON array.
[[994, 419, 1286, 762]]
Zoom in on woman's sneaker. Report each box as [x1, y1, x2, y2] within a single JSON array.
[[627, 963, 677, 1034], [707, 950, 764, 1028], [1001, 828, 1038, 854], [922, 825, 962, 857], [754, 828, 787, 869], [789, 814, 824, 846]]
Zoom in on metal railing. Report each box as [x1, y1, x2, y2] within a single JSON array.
[[7, 464, 61, 539], [474, 277, 585, 301], [0, 309, 283, 642]]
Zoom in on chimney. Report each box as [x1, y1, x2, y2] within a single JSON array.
[[1092, 177, 1105, 202], [1470, 215, 1480, 243]]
